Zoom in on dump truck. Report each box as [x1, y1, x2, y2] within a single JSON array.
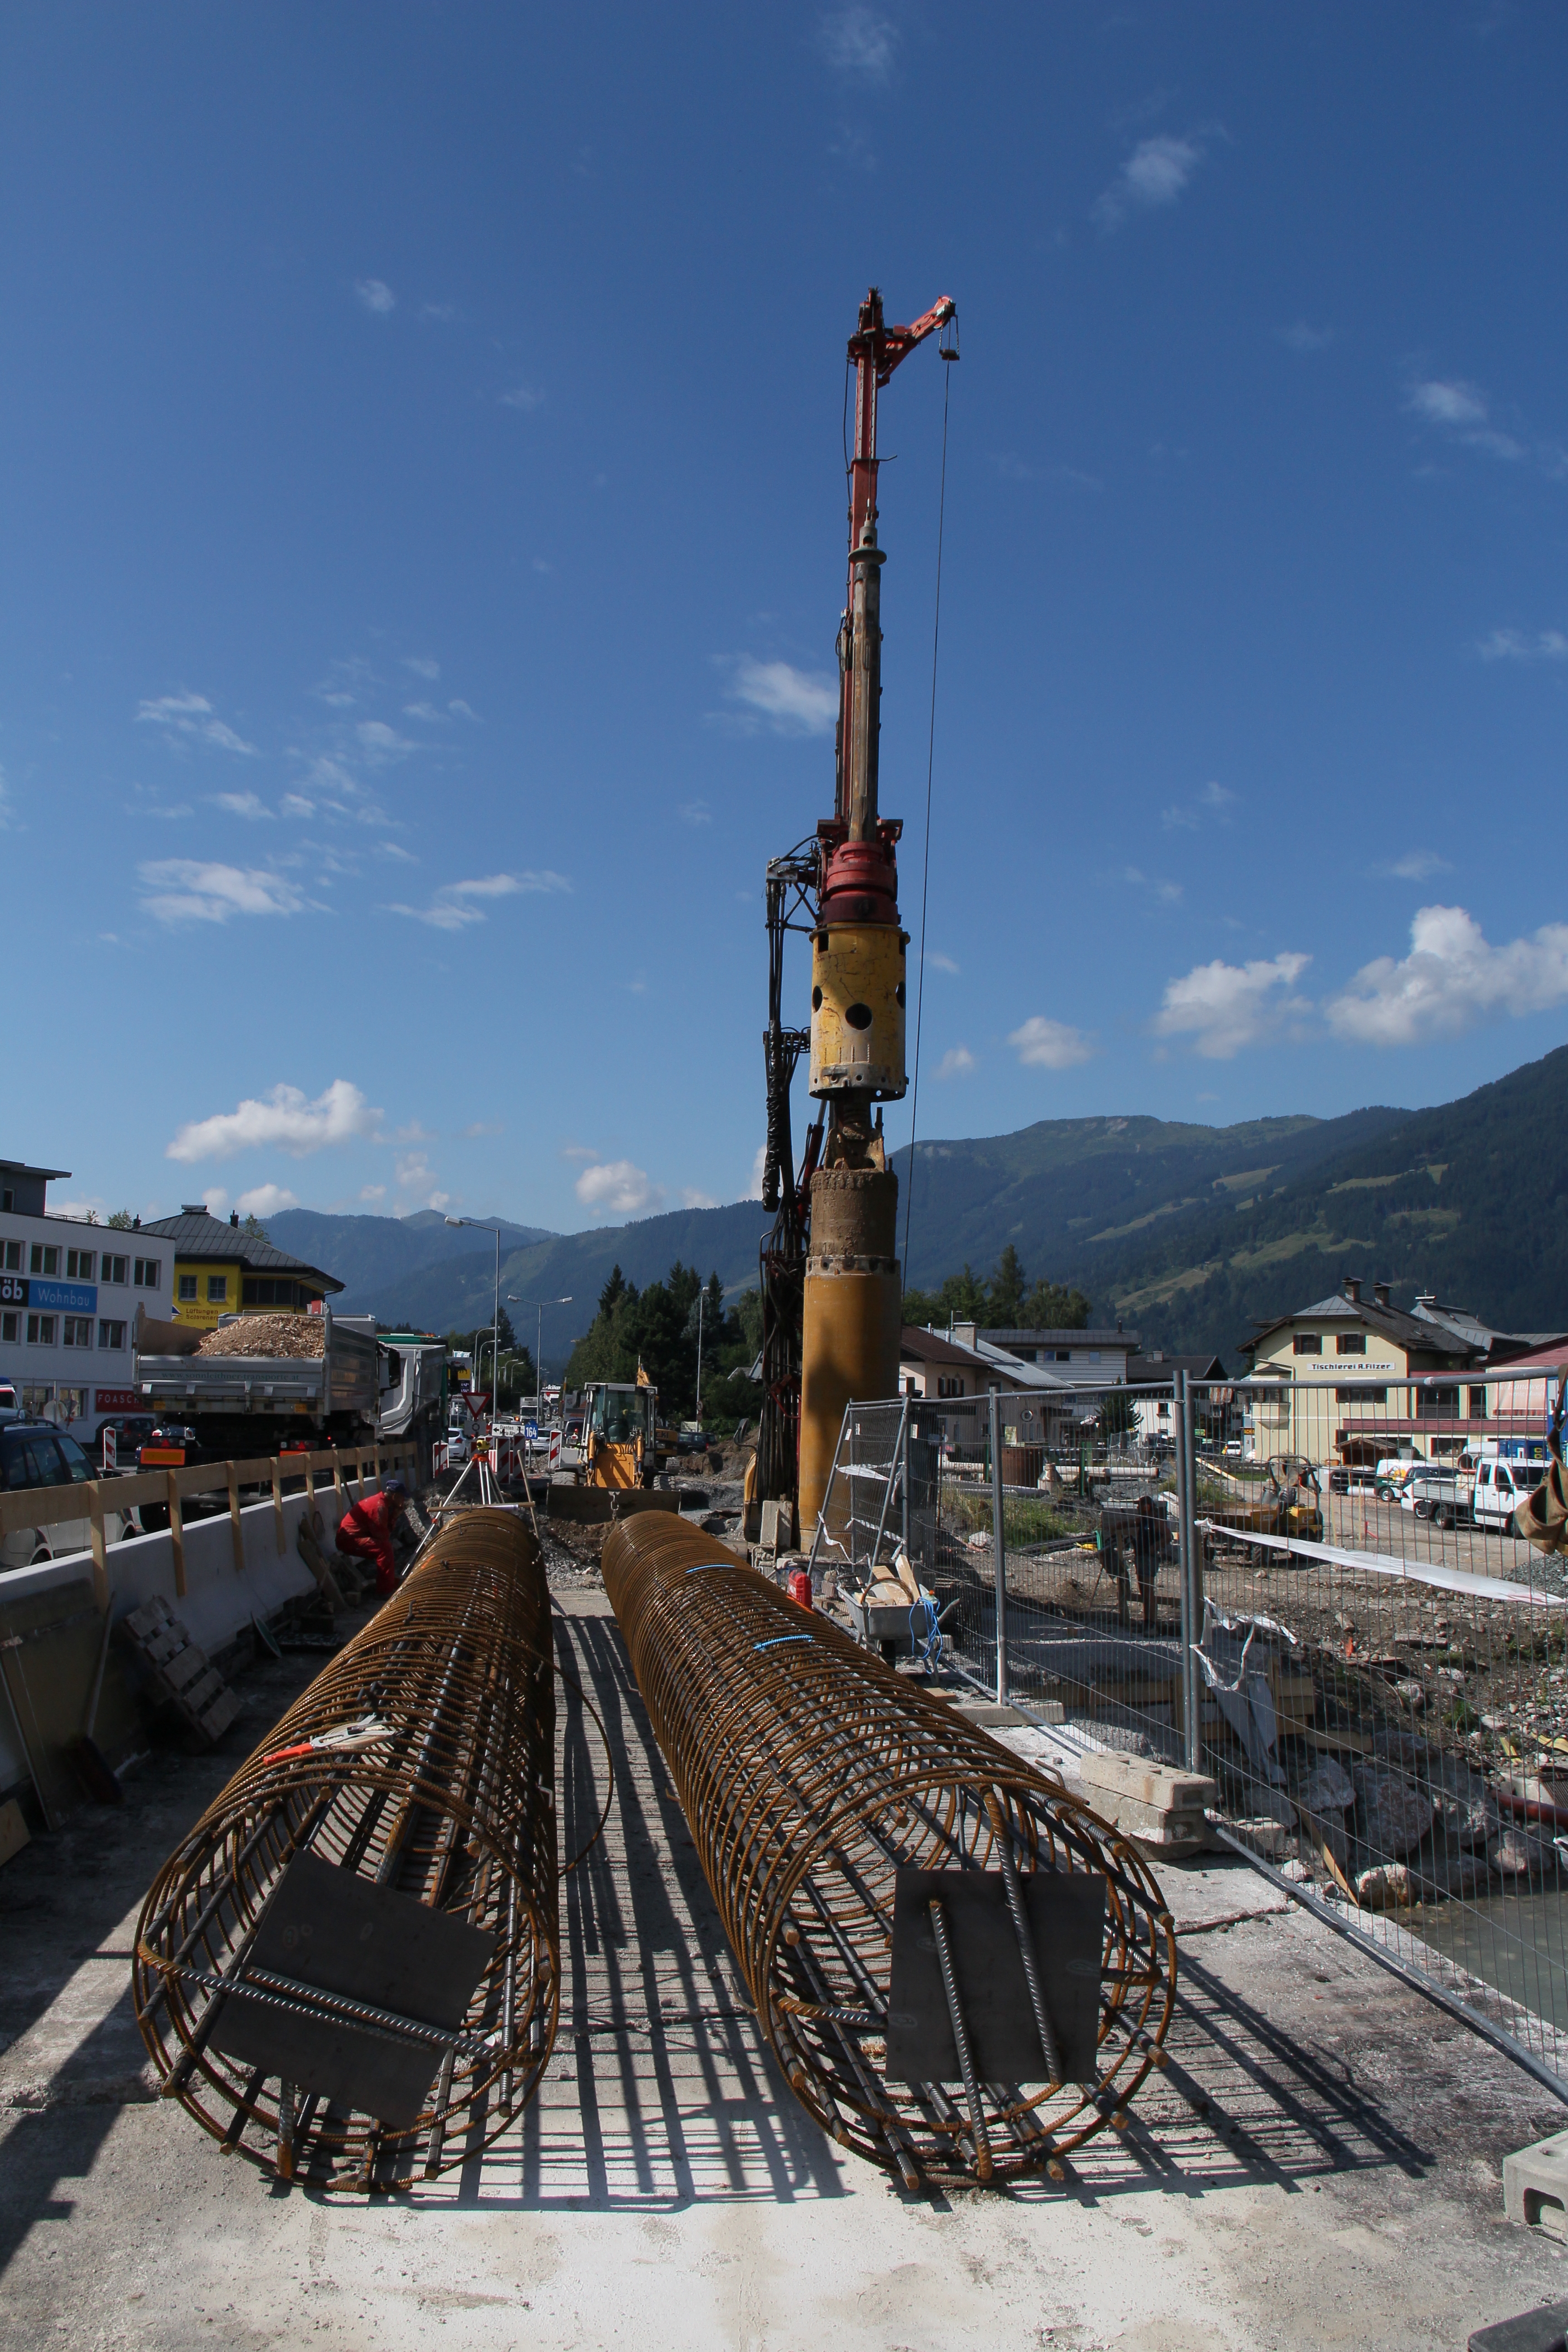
[[131, 1306, 441, 1465]]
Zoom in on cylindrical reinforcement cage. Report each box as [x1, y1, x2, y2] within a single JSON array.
[[133, 1507, 558, 2191], [603, 1514, 1177, 2186]]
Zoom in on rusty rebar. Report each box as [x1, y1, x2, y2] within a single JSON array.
[[602, 1513, 1176, 2185], [133, 1507, 558, 2187]]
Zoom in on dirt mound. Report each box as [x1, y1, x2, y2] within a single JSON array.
[[195, 1313, 327, 1359]]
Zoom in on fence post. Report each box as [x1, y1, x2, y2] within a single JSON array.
[[1176, 1370, 1201, 1772], [989, 1387, 1008, 1705]]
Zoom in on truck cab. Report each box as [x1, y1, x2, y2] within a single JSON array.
[[581, 1380, 659, 1489]]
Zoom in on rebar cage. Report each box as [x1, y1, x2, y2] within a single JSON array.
[[133, 1505, 559, 2190], [603, 1511, 1176, 2187]]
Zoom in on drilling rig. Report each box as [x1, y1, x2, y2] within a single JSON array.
[[757, 286, 956, 1539]]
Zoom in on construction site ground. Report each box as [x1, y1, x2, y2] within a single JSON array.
[[2, 1515, 1565, 2352]]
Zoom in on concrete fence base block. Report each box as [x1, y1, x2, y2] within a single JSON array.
[[1505, 2129, 1568, 2241], [1468, 2296, 1568, 2352]]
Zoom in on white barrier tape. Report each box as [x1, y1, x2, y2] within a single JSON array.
[[1194, 1517, 1567, 1608]]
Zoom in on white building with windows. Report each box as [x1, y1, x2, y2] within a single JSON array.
[[0, 1159, 173, 1445]]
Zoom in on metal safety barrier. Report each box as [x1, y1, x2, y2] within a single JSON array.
[[132, 1505, 558, 2189]]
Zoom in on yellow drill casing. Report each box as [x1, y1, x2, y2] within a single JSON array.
[[808, 923, 907, 1100]]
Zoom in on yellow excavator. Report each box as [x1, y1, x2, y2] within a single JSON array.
[[580, 1367, 666, 1489]]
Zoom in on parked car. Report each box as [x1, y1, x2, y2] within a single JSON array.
[[1224, 1440, 1243, 1459], [94, 1412, 157, 1466], [0, 1421, 141, 1569], [137, 1424, 207, 1470], [0, 1382, 19, 1421]]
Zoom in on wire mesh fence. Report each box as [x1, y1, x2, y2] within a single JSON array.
[[808, 1366, 1568, 2093]]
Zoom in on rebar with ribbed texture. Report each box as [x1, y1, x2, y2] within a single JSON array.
[[602, 1513, 1176, 2185], [133, 1507, 557, 2189]]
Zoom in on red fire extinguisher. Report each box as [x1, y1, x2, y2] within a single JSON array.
[[787, 1568, 813, 1612]]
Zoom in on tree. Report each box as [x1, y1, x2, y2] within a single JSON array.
[[1020, 1279, 1093, 1331], [494, 1302, 518, 1354], [107, 1210, 135, 1230], [241, 1214, 271, 1244], [598, 1264, 628, 1318], [987, 1245, 1027, 1327]]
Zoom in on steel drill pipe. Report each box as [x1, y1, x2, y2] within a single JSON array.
[[133, 1507, 558, 2189], [603, 1514, 1176, 2186]]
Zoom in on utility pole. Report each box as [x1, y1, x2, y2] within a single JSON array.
[[449, 1217, 503, 1426], [695, 1289, 705, 1425], [509, 1295, 573, 1419]]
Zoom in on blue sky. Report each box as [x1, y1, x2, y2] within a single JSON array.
[[5, 4, 1565, 1235]]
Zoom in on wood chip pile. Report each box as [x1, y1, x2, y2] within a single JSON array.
[[194, 1313, 327, 1359]]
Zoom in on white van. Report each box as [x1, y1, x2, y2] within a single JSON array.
[[1472, 1450, 1547, 1534]]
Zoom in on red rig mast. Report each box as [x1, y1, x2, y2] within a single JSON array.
[[756, 287, 956, 1530]]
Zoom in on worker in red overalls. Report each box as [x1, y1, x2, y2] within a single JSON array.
[[335, 1478, 411, 1596]]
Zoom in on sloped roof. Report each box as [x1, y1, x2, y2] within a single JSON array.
[[900, 1326, 989, 1371], [138, 1209, 343, 1293], [1127, 1353, 1226, 1383], [1247, 1289, 1480, 1362]]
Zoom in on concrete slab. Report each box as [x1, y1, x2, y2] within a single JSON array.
[[1, 1546, 1567, 2349]]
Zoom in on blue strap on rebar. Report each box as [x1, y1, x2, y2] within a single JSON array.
[[685, 1563, 737, 1575], [753, 1634, 813, 1651]]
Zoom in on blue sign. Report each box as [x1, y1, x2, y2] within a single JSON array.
[[28, 1280, 97, 1313], [523, 1420, 539, 1439]]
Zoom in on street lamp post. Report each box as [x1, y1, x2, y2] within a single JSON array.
[[448, 1217, 504, 1427], [695, 1289, 705, 1426], [507, 1295, 573, 1419]]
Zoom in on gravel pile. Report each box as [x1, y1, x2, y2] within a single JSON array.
[[194, 1313, 327, 1359]]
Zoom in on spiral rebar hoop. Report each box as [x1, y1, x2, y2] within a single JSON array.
[[603, 1514, 1176, 2186], [133, 1507, 558, 2190]]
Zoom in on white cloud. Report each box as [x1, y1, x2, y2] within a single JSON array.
[[280, 794, 317, 820], [167, 1078, 383, 1164], [818, 5, 897, 81], [575, 1159, 664, 1217], [1153, 952, 1312, 1058], [356, 279, 395, 314], [136, 691, 259, 756], [393, 1152, 448, 1210], [359, 1184, 387, 1204], [402, 701, 444, 722], [1385, 850, 1451, 881], [1096, 134, 1204, 230], [926, 951, 960, 975], [500, 383, 544, 412], [680, 1186, 718, 1210], [722, 655, 838, 735], [1124, 865, 1184, 905], [1407, 377, 1525, 462], [1162, 779, 1235, 831], [449, 700, 480, 721], [50, 1196, 106, 1221], [679, 800, 711, 826], [356, 719, 417, 760], [202, 1188, 229, 1218], [376, 839, 416, 862], [1008, 1016, 1096, 1070], [559, 1143, 598, 1163], [1478, 627, 1568, 662], [462, 1121, 504, 1139], [746, 1143, 767, 1201], [933, 1045, 976, 1079], [403, 657, 440, 680], [1325, 905, 1568, 1047], [138, 861, 307, 925], [388, 871, 570, 931], [210, 791, 272, 820], [1279, 322, 1334, 353], [236, 1182, 299, 1218]]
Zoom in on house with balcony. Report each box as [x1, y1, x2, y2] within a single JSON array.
[[137, 1205, 343, 1334], [1238, 1278, 1485, 1465]]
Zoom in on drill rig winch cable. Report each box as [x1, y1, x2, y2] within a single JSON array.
[[603, 1513, 1176, 2187], [133, 1506, 559, 2189]]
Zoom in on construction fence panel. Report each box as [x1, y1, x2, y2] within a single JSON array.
[[1186, 1368, 1568, 2089]]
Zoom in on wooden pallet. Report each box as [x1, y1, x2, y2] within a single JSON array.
[[121, 1595, 241, 1747]]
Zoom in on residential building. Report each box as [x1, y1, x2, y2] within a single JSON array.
[[1239, 1278, 1485, 1465], [899, 1324, 1132, 1457], [968, 1326, 1140, 1385], [138, 1206, 343, 1333], [0, 1158, 173, 1444], [1408, 1295, 1568, 1368]]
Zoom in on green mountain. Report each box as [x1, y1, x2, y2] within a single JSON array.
[[1047, 1043, 1568, 1357], [261, 1041, 1568, 1371]]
